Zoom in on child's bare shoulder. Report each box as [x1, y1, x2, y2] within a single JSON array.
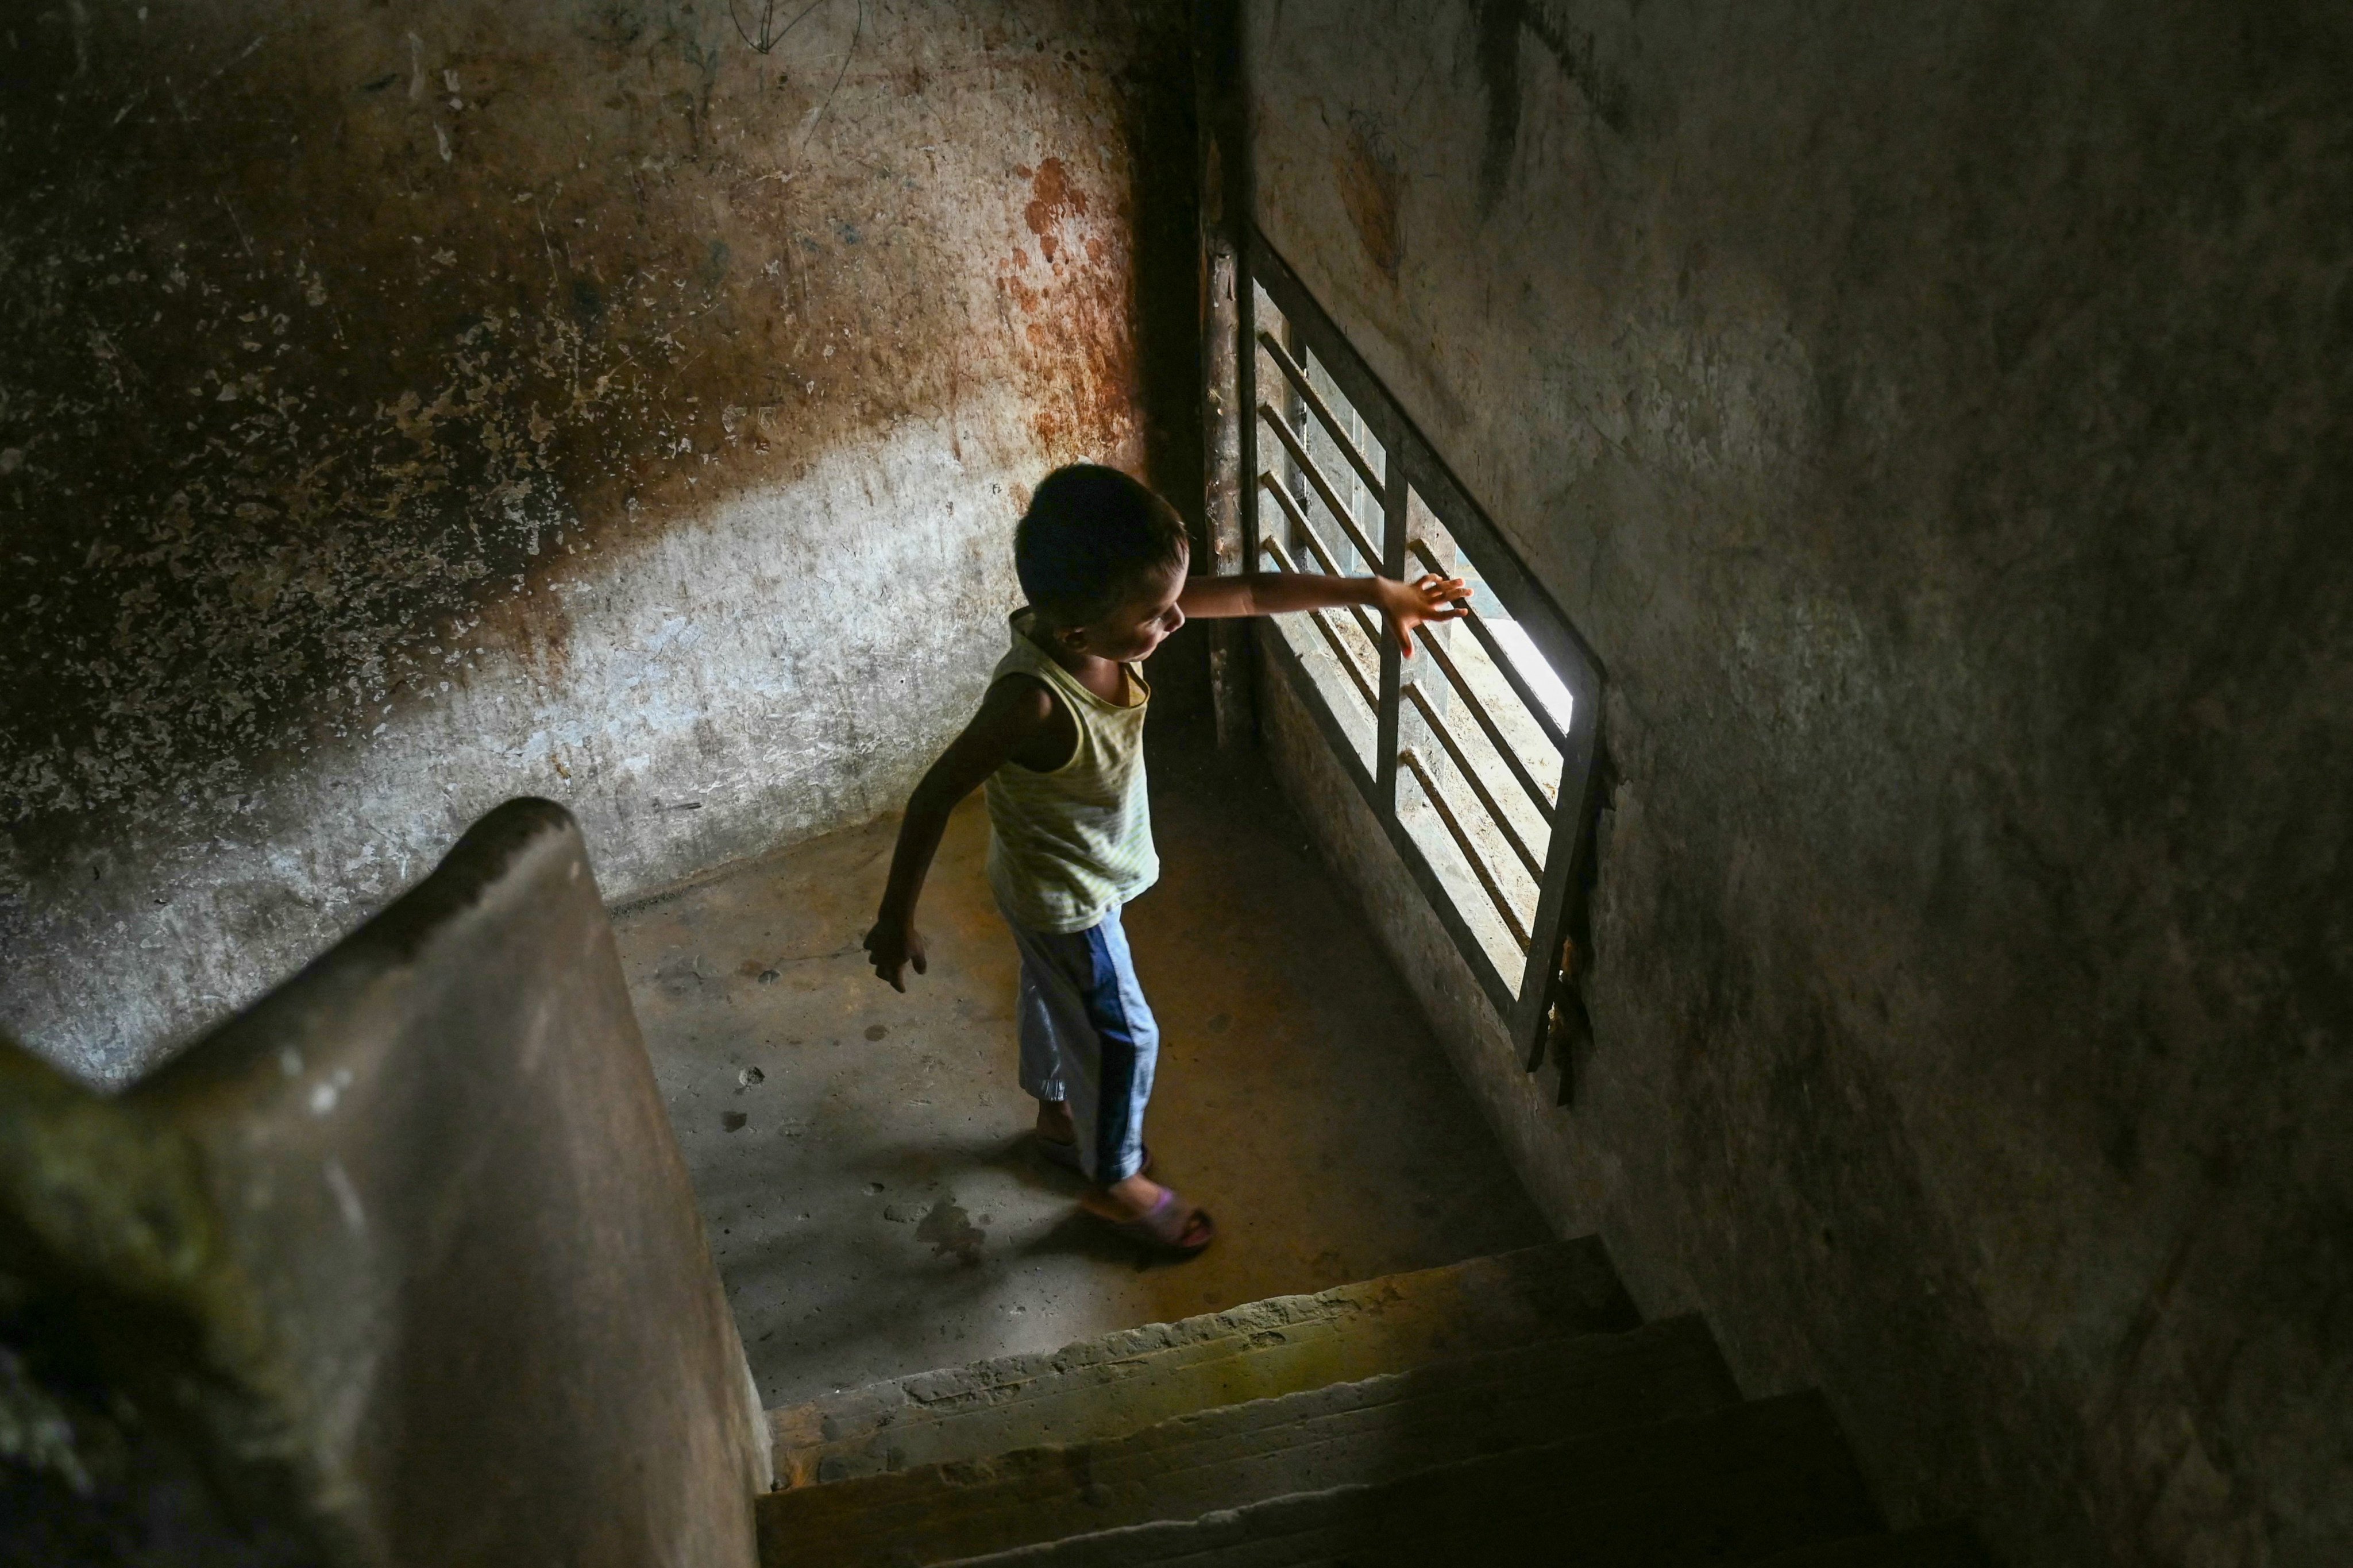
[[980, 670, 1059, 725], [978, 673, 1077, 773]]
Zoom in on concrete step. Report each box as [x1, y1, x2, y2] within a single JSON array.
[[758, 1315, 1738, 1568], [929, 1391, 1880, 1568], [767, 1238, 1634, 1490], [1746, 1525, 1989, 1567]]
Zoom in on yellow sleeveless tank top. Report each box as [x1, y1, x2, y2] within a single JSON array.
[[983, 611, 1158, 933]]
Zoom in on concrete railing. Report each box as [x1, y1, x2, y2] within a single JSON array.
[[0, 799, 766, 1566]]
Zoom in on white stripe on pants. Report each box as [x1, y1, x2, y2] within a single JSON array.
[[1002, 902, 1158, 1184]]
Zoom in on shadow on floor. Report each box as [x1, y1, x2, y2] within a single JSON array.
[[613, 717, 1550, 1408]]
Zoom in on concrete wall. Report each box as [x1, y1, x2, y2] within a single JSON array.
[[1243, 4, 2350, 1566], [0, 0, 1193, 1085], [3, 800, 766, 1563]]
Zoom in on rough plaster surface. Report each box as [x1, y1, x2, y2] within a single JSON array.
[[1245, 4, 2351, 1566], [1, 0, 1189, 1084]]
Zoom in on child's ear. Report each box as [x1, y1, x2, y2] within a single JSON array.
[[1054, 621, 1091, 654]]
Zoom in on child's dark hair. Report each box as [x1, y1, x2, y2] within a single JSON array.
[[1015, 465, 1189, 627]]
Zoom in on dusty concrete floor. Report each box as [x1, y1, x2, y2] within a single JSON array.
[[613, 732, 1551, 1410]]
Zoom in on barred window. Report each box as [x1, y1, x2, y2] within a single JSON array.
[[1241, 231, 1606, 1075]]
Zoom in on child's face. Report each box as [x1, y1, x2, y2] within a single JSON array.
[[1060, 553, 1189, 663]]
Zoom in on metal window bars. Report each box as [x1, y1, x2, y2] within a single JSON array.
[[1238, 228, 1607, 1084]]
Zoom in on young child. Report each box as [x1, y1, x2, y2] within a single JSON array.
[[861, 464, 1467, 1256]]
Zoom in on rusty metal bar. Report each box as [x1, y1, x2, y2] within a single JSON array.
[[1256, 329, 1386, 505], [1262, 537, 1378, 711], [1407, 538, 1567, 754], [1412, 624, 1554, 822], [1257, 473, 1383, 644], [1403, 682, 1542, 880], [1400, 747, 1531, 952], [1256, 402, 1383, 570]]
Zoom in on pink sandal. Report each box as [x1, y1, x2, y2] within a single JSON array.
[[1104, 1187, 1215, 1257]]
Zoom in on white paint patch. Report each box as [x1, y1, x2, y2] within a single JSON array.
[[323, 1157, 367, 1234], [308, 1065, 354, 1116]]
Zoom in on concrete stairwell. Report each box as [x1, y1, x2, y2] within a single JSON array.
[[757, 1241, 1986, 1567]]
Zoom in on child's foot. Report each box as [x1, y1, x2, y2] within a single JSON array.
[[1032, 1098, 1091, 1169], [1081, 1173, 1214, 1256], [1035, 1098, 1077, 1148]]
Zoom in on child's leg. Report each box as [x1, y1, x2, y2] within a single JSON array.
[[1001, 909, 1158, 1184], [1014, 959, 1067, 1107], [1016, 958, 1080, 1147]]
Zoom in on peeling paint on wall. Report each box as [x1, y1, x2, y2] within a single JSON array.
[[1, 0, 1195, 1084]]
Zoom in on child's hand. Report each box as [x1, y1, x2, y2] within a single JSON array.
[[1378, 573, 1472, 656], [862, 914, 928, 992]]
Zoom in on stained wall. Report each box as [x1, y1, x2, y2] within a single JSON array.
[[1243, 3, 2351, 1566], [1, 0, 1194, 1084]]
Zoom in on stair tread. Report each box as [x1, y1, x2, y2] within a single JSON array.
[[930, 1390, 1882, 1568], [1745, 1525, 1988, 1567], [759, 1315, 1737, 1567], [766, 1238, 1634, 1489]]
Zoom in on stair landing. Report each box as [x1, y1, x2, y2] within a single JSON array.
[[616, 758, 1553, 1412]]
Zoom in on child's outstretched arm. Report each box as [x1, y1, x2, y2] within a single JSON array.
[[862, 678, 1058, 991], [1178, 570, 1469, 655]]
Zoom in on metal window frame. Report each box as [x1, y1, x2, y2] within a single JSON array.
[[1241, 227, 1607, 1077]]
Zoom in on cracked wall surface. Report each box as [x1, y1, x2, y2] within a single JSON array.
[[1, 0, 1193, 1084], [1245, 3, 2351, 1566]]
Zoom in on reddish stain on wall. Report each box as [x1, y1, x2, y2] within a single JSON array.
[[1023, 156, 1091, 263]]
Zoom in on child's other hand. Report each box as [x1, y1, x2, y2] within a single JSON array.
[[1379, 573, 1472, 656], [862, 915, 928, 992]]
